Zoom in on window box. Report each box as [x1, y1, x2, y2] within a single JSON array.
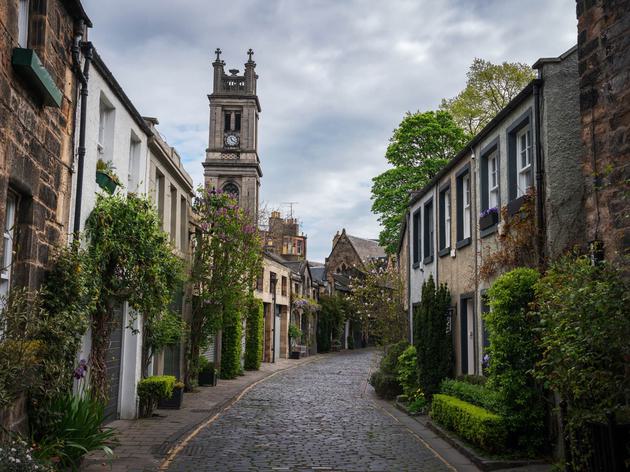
[[198, 367, 218, 386], [95, 170, 119, 195], [11, 48, 62, 107], [507, 195, 527, 217], [479, 209, 499, 231], [157, 384, 184, 410]]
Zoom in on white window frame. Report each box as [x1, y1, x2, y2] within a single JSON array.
[[444, 189, 451, 248], [18, 0, 29, 48], [517, 127, 532, 197], [488, 151, 499, 208], [1, 193, 18, 298], [463, 174, 471, 239], [127, 133, 141, 191]]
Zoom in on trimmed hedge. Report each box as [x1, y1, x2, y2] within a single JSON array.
[[244, 297, 263, 370], [439, 379, 502, 414], [138, 375, 176, 417], [430, 394, 506, 453]]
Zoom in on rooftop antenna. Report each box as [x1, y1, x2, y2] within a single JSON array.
[[282, 202, 299, 219]]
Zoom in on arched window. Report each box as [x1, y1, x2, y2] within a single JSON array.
[[222, 182, 239, 199]]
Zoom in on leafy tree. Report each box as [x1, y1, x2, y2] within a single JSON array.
[[441, 58, 535, 135], [187, 188, 262, 387], [414, 276, 452, 399], [316, 295, 347, 352], [371, 111, 468, 253]]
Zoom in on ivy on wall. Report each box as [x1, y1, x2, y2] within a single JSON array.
[[244, 297, 263, 370]]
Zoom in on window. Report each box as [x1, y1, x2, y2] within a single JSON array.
[[269, 272, 276, 294], [18, 0, 29, 47], [488, 151, 499, 208], [1, 193, 18, 297], [170, 185, 177, 243], [234, 113, 241, 131], [463, 174, 471, 239], [224, 112, 231, 132], [423, 199, 434, 263], [128, 133, 141, 191], [281, 276, 287, 296], [223, 182, 239, 200], [97, 96, 115, 161], [256, 269, 264, 292], [224, 110, 241, 132], [456, 166, 472, 246], [180, 196, 188, 252], [155, 170, 165, 223], [412, 208, 421, 266], [517, 127, 532, 196], [439, 187, 451, 252]]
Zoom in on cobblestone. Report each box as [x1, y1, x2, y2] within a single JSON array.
[[167, 349, 451, 472]]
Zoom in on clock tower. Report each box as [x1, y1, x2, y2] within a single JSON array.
[[203, 48, 262, 219]]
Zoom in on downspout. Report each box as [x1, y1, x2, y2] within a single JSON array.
[[71, 22, 93, 235], [470, 147, 479, 375], [533, 79, 545, 268]]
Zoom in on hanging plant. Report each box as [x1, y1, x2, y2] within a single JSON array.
[[95, 159, 123, 194]]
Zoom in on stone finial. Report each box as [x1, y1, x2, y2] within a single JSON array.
[[214, 48, 222, 61]]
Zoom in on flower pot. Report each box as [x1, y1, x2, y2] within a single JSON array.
[[158, 386, 184, 409], [290, 351, 301, 359], [479, 211, 499, 230], [198, 368, 217, 386], [95, 170, 118, 195]]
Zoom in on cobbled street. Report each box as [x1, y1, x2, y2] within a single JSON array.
[[167, 350, 452, 472]]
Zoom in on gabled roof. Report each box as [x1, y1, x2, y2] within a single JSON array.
[[309, 264, 327, 284], [347, 234, 387, 262]]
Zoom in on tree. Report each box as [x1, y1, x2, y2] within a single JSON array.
[[371, 111, 469, 253], [441, 58, 535, 135], [187, 188, 262, 387]]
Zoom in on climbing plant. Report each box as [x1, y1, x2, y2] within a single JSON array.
[[187, 188, 262, 387], [84, 193, 183, 402], [316, 295, 347, 352], [244, 296, 263, 370]]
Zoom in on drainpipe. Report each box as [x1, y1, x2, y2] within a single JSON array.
[[533, 79, 545, 268], [71, 22, 93, 235], [470, 147, 479, 375], [270, 272, 277, 363]]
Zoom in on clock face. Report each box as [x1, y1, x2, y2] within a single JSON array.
[[225, 134, 239, 146]]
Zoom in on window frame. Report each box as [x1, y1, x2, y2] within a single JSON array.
[[456, 164, 472, 248], [507, 109, 533, 202], [1, 192, 18, 297], [423, 198, 434, 264], [516, 127, 533, 197], [412, 207, 421, 267], [18, 0, 29, 48], [438, 184, 451, 256]]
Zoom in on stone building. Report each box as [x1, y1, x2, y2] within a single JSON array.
[[576, 0, 630, 263], [0, 0, 91, 298], [203, 48, 260, 220], [264, 210, 307, 262], [402, 46, 583, 376]]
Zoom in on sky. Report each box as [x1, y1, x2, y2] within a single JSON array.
[[83, 0, 577, 262]]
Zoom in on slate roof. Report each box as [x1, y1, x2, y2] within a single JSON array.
[[347, 234, 386, 263], [309, 265, 326, 284]]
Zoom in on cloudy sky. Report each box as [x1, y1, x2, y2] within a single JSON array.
[[84, 0, 577, 262]]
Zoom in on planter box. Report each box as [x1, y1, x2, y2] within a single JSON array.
[[158, 386, 183, 410], [96, 170, 118, 195], [479, 211, 498, 230], [198, 369, 217, 386], [290, 351, 301, 359]]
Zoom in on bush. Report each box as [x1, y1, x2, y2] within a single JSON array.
[[414, 276, 452, 398], [244, 297, 263, 370], [138, 375, 176, 418], [430, 394, 507, 453], [485, 267, 543, 451], [33, 392, 115, 469], [369, 371, 403, 400], [396, 345, 418, 398], [380, 340, 409, 375], [534, 255, 630, 470], [439, 379, 502, 414], [0, 436, 55, 471], [220, 299, 243, 379], [456, 374, 487, 386]]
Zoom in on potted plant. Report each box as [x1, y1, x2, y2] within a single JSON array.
[[158, 380, 184, 409], [479, 206, 499, 230], [289, 324, 303, 359], [198, 356, 217, 386], [95, 158, 122, 194]]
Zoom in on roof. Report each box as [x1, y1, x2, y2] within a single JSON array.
[[309, 265, 326, 284], [347, 234, 387, 262], [532, 45, 577, 69], [282, 260, 306, 274], [332, 273, 351, 292], [62, 0, 92, 27]]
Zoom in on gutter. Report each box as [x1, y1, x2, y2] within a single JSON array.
[[533, 79, 545, 268], [71, 21, 93, 235]]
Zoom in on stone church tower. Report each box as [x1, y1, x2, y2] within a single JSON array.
[[203, 48, 262, 219]]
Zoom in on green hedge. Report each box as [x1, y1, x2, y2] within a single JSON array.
[[369, 371, 403, 400], [430, 394, 506, 453], [244, 298, 263, 370], [138, 375, 176, 417], [439, 379, 502, 414]]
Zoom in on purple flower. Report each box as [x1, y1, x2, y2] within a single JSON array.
[[73, 359, 88, 379], [480, 207, 498, 218]]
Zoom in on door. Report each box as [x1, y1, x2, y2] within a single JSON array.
[[460, 296, 476, 376], [466, 299, 475, 375], [104, 303, 124, 423], [273, 304, 281, 362]]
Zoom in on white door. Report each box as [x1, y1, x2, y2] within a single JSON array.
[[467, 299, 475, 375]]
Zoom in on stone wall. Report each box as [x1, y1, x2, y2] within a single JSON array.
[[325, 232, 362, 289], [0, 0, 81, 290], [576, 0, 630, 262]]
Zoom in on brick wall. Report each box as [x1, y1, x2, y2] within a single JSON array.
[[576, 0, 630, 262], [0, 0, 80, 289]]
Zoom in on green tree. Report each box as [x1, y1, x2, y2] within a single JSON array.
[[371, 111, 468, 253], [441, 58, 535, 135], [244, 296, 263, 371]]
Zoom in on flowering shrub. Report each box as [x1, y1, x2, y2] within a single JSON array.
[[479, 206, 498, 218], [0, 438, 53, 471], [292, 297, 320, 313]]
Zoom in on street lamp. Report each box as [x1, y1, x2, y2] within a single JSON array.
[[270, 272, 277, 363]]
